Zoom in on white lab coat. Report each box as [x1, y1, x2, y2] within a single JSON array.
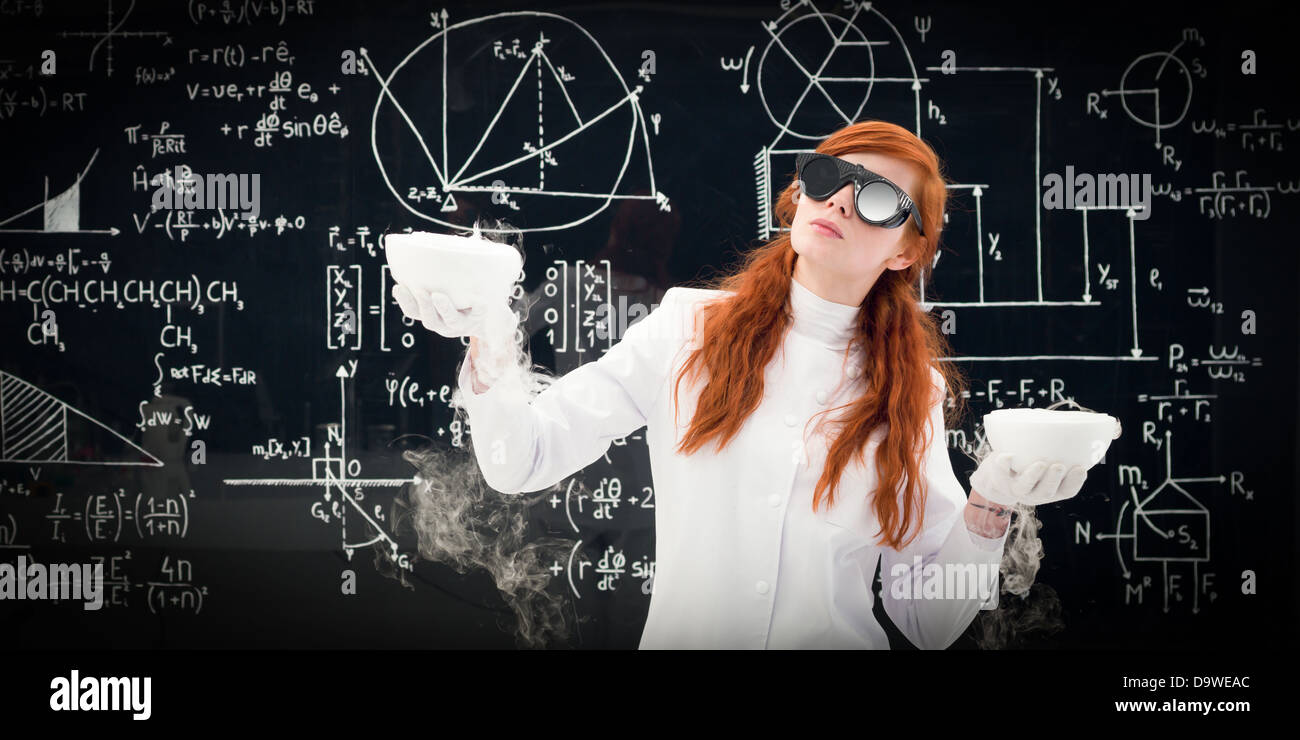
[[454, 277, 1009, 649]]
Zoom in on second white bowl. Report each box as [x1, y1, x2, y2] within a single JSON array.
[[983, 407, 1121, 469]]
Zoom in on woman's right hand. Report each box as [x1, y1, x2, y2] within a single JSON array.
[[393, 283, 520, 390], [392, 283, 514, 341]]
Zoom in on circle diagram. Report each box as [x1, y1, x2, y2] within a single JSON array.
[[370, 11, 664, 234]]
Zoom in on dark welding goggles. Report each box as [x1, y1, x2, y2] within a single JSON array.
[[795, 152, 925, 236]]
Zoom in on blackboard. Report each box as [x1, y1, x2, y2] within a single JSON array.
[[2, 0, 1296, 651]]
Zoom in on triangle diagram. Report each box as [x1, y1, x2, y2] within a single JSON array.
[[0, 371, 163, 467]]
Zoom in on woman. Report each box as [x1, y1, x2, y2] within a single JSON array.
[[393, 119, 1087, 649]]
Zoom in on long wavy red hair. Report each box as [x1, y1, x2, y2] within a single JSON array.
[[671, 120, 968, 551]]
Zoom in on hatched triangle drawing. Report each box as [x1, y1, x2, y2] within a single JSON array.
[[0, 371, 163, 467]]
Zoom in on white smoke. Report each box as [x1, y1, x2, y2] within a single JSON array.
[[961, 429, 1066, 649], [374, 215, 582, 648]]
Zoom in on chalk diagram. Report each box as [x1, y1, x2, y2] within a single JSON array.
[[54, 0, 171, 78], [364, 10, 667, 234], [734, 2, 1164, 363], [1096, 430, 1228, 613], [755, 0, 923, 141], [0, 370, 163, 467], [1098, 34, 1198, 150], [748, 0, 922, 240], [0, 148, 119, 236], [222, 364, 418, 569]]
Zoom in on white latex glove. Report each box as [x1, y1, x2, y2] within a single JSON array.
[[969, 451, 1088, 507], [391, 282, 520, 385], [391, 283, 514, 338]]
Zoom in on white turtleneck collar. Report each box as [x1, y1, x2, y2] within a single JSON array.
[[788, 275, 860, 351]]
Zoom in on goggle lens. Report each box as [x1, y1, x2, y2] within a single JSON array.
[[856, 180, 901, 222], [799, 156, 840, 197]]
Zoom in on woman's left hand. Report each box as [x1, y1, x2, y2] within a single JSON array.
[[969, 452, 1087, 507]]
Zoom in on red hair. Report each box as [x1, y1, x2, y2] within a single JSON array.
[[671, 120, 967, 551]]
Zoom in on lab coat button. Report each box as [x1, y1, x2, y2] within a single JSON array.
[[767, 493, 781, 507], [815, 390, 828, 405], [755, 580, 770, 594], [784, 413, 797, 427], [847, 365, 861, 379]]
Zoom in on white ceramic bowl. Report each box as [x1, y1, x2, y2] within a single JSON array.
[[383, 231, 522, 308], [983, 408, 1121, 469]]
